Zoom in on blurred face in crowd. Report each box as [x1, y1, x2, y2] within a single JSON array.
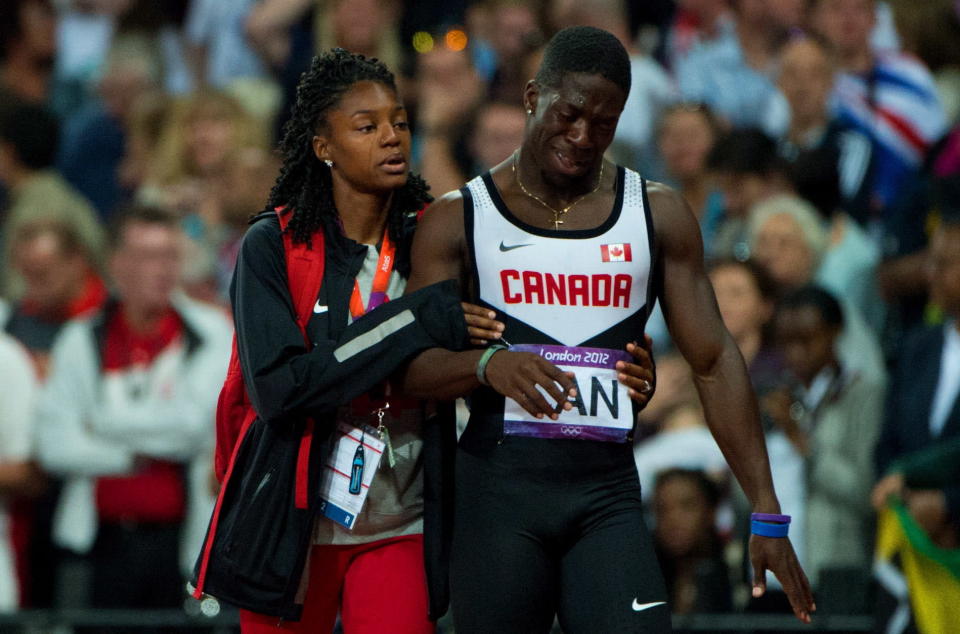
[[313, 81, 411, 195], [779, 38, 834, 127], [332, 0, 388, 56], [752, 213, 816, 288], [654, 473, 716, 558], [732, 0, 769, 27], [767, 0, 807, 32], [709, 263, 772, 343], [491, 3, 540, 60], [12, 226, 87, 314], [218, 147, 281, 229], [812, 0, 875, 58], [16, 0, 56, 65], [523, 72, 625, 180], [658, 107, 715, 182], [928, 224, 960, 319], [714, 170, 771, 218], [470, 102, 527, 170], [187, 110, 235, 176], [110, 220, 183, 313], [774, 304, 839, 386]]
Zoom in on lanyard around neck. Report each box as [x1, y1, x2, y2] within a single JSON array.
[[348, 228, 395, 320]]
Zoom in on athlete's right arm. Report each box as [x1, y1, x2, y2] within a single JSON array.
[[400, 192, 575, 418]]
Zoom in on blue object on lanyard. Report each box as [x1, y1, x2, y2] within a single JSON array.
[[349, 433, 365, 495]]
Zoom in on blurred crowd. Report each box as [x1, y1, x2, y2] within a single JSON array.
[[0, 0, 958, 630]]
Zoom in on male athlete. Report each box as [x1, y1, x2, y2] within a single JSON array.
[[402, 26, 814, 633]]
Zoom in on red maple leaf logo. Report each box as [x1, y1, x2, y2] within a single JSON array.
[[610, 246, 623, 257]]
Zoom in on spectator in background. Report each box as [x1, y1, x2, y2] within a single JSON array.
[[117, 91, 171, 201], [549, 0, 676, 174], [484, 0, 544, 103], [706, 128, 790, 261], [664, 0, 735, 72], [415, 42, 485, 196], [184, 0, 269, 90], [748, 194, 886, 383], [0, 0, 56, 119], [708, 259, 785, 402], [634, 353, 729, 504], [873, 215, 960, 534], [0, 103, 105, 300], [140, 90, 266, 222], [657, 102, 724, 254], [35, 206, 230, 617], [811, 0, 946, 236], [884, 0, 960, 128], [0, 333, 39, 612], [2, 219, 106, 376], [676, 0, 789, 137], [57, 35, 161, 220], [653, 468, 733, 615], [768, 287, 884, 603], [776, 35, 873, 222], [196, 146, 280, 302]]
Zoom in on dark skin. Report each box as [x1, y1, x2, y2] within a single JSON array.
[[402, 71, 814, 622], [310, 80, 657, 401]]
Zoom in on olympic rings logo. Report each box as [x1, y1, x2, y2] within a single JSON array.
[[560, 425, 583, 436]]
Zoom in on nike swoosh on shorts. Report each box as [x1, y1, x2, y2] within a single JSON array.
[[314, 302, 328, 314], [631, 600, 666, 612]]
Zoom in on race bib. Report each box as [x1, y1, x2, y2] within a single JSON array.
[[318, 422, 385, 530], [503, 344, 633, 442]]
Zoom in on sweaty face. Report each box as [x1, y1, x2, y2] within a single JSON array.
[[752, 213, 816, 288], [314, 81, 411, 194], [658, 109, 715, 181], [778, 39, 834, 125], [774, 305, 838, 385], [709, 264, 771, 342], [524, 72, 626, 179]]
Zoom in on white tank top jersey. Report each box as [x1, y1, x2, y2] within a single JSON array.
[[465, 166, 656, 348], [462, 166, 657, 443]]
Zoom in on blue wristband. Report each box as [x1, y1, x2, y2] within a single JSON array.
[[751, 519, 790, 538]]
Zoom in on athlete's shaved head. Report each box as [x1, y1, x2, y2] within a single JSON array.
[[535, 26, 631, 96]]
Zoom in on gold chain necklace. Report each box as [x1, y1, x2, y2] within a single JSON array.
[[512, 150, 604, 230]]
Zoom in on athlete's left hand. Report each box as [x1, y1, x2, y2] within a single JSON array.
[[750, 534, 815, 624], [462, 303, 504, 345], [616, 335, 655, 409]]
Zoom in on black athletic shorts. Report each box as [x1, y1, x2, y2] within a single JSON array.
[[449, 435, 672, 633]]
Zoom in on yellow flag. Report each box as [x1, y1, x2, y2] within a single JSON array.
[[876, 505, 960, 633]]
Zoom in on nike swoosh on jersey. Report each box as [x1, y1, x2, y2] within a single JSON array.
[[631, 600, 666, 612], [499, 241, 533, 252], [313, 302, 328, 314]]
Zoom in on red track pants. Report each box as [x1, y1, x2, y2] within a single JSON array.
[[240, 533, 434, 634]]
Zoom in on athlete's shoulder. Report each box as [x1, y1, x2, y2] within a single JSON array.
[[420, 188, 465, 222], [642, 180, 701, 251]]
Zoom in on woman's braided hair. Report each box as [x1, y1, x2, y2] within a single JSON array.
[[267, 48, 432, 246]]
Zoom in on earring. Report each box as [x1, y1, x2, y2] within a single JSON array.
[[324, 159, 333, 168], [526, 109, 532, 115]]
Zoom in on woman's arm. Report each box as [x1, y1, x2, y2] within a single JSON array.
[[233, 217, 468, 425]]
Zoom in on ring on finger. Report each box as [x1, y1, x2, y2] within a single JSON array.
[[639, 379, 652, 394]]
